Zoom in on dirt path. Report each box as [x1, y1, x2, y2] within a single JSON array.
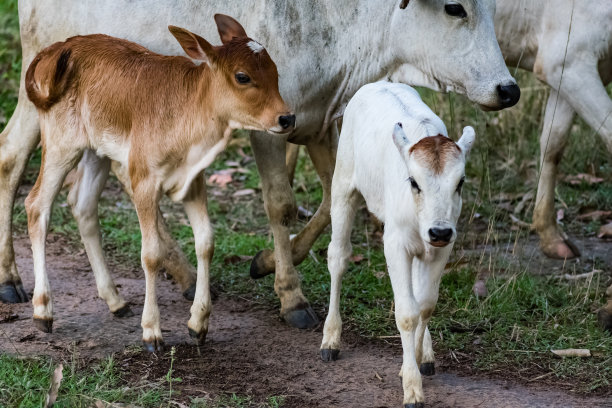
[[0, 235, 609, 407]]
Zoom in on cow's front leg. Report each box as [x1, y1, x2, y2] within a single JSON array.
[[133, 180, 165, 352], [0, 98, 40, 304], [111, 161, 197, 298], [250, 132, 318, 329], [532, 90, 578, 259], [68, 151, 131, 317], [385, 234, 423, 407], [183, 175, 213, 344], [250, 127, 336, 276]]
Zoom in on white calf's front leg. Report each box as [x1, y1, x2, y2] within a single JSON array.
[[385, 233, 423, 407], [68, 150, 131, 317], [183, 175, 213, 344]]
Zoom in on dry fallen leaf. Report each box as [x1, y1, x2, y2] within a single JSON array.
[[350, 254, 365, 263], [556, 209, 564, 222], [576, 210, 612, 221], [232, 188, 255, 197], [551, 349, 591, 358], [44, 363, 63, 408], [598, 222, 612, 238], [563, 173, 604, 185]]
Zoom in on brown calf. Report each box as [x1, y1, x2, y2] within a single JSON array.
[[24, 14, 294, 352]]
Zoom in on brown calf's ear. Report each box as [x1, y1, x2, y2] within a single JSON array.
[[214, 14, 248, 44], [400, 0, 410, 9], [168, 25, 215, 64]]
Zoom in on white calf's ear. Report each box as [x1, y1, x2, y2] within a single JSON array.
[[457, 126, 475, 157], [392, 122, 412, 155]]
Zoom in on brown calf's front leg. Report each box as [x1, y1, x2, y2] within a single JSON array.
[[250, 131, 318, 329], [0, 98, 41, 303], [111, 161, 198, 299], [250, 127, 336, 280], [183, 174, 214, 344]]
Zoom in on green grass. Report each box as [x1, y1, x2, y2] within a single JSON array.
[[1, 0, 611, 403]]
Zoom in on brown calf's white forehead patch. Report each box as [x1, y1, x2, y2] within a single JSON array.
[[409, 135, 461, 174], [247, 40, 265, 53]]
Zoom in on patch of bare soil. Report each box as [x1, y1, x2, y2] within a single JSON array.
[[1, 235, 610, 407]]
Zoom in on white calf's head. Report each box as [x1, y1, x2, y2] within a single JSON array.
[[393, 123, 475, 248], [389, 0, 519, 110]]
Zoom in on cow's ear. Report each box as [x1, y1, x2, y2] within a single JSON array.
[[457, 126, 476, 157], [400, 0, 410, 9], [214, 14, 248, 44], [169, 26, 215, 65], [392, 122, 413, 155]]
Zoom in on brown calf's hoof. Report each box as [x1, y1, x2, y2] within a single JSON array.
[[404, 403, 425, 408], [283, 305, 319, 329], [188, 328, 207, 345], [540, 237, 580, 260], [112, 305, 134, 318], [420, 362, 435, 376], [0, 282, 29, 303], [33, 317, 53, 333], [143, 338, 165, 353], [597, 308, 612, 333], [321, 349, 340, 361], [249, 250, 275, 279]]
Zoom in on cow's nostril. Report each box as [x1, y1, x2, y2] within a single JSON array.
[[496, 84, 521, 108], [279, 114, 296, 130], [429, 228, 453, 242]]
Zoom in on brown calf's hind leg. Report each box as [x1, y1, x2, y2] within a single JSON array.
[[111, 161, 197, 299], [250, 132, 318, 329], [532, 91, 579, 259], [26, 142, 83, 333], [0, 99, 41, 303]]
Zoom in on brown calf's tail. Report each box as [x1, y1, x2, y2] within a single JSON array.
[[25, 43, 75, 111]]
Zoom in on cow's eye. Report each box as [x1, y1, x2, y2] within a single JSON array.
[[409, 177, 421, 193], [445, 3, 467, 18], [235, 72, 251, 84], [456, 176, 465, 193]]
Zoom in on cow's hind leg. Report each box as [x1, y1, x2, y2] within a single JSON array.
[[184, 175, 214, 344], [25, 142, 82, 333], [67, 151, 131, 317], [250, 132, 318, 329], [0, 99, 40, 303], [532, 90, 577, 259]]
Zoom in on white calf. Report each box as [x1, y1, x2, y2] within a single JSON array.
[[320, 82, 475, 407]]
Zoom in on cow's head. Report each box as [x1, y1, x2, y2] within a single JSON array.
[[389, 0, 519, 110], [169, 14, 295, 134], [393, 123, 475, 248]]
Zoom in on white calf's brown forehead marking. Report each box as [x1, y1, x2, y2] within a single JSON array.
[[247, 40, 264, 53], [409, 135, 461, 174]]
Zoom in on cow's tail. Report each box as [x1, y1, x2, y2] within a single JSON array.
[[25, 43, 75, 111]]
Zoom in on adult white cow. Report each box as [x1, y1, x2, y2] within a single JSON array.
[[0, 0, 518, 330]]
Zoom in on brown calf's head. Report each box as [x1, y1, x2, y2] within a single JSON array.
[[169, 14, 295, 135]]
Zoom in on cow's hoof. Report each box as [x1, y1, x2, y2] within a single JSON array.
[[283, 305, 319, 329], [404, 403, 425, 408], [112, 305, 134, 318], [420, 362, 435, 376], [321, 348, 340, 361], [597, 308, 612, 333], [143, 338, 164, 353], [33, 317, 53, 333], [249, 250, 275, 279], [0, 282, 28, 303], [183, 284, 196, 301], [188, 328, 207, 345], [540, 237, 580, 260]]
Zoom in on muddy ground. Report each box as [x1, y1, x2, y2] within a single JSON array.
[[1, 235, 610, 407]]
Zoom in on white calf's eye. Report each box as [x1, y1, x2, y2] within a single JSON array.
[[408, 177, 421, 193], [456, 176, 465, 193]]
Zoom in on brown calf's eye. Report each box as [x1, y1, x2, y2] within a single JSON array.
[[235, 72, 251, 84]]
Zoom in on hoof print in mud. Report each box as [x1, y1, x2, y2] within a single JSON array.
[[404, 403, 425, 408], [143, 339, 164, 353], [0, 282, 29, 304], [188, 328, 207, 345], [112, 305, 134, 318], [320, 348, 339, 361], [249, 250, 275, 279], [33, 317, 53, 333], [182, 284, 196, 301], [597, 308, 612, 333], [283, 305, 319, 329], [419, 362, 435, 376]]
